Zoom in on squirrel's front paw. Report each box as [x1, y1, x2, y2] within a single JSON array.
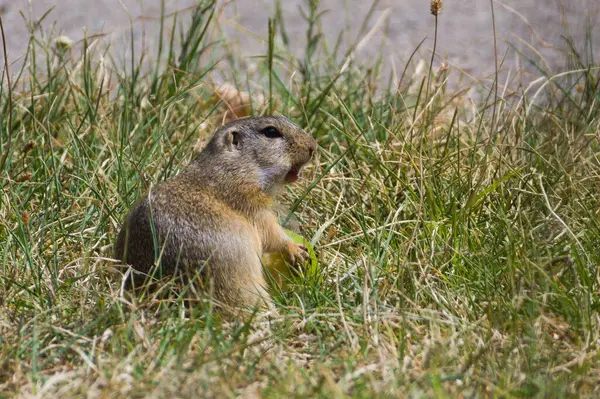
[[286, 241, 309, 265]]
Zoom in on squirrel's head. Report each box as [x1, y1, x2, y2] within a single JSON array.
[[202, 116, 317, 192]]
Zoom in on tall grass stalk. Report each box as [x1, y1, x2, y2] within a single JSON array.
[[0, 16, 13, 176]]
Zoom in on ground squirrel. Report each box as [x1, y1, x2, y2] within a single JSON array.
[[114, 115, 317, 310]]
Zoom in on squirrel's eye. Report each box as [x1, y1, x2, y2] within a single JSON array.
[[261, 126, 283, 139]]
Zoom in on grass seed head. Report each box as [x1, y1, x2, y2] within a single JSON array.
[[55, 35, 74, 50], [16, 171, 32, 183], [21, 211, 30, 225], [22, 140, 36, 154], [430, 0, 443, 16]]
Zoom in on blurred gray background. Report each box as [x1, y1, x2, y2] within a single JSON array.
[[1, 0, 599, 86]]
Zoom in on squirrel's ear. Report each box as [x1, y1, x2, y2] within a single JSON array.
[[224, 130, 240, 151]]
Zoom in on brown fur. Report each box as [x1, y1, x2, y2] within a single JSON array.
[[114, 116, 317, 311]]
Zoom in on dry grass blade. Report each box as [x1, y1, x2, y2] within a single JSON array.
[[0, 15, 12, 176]]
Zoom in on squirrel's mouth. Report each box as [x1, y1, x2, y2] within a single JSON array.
[[285, 165, 302, 183]]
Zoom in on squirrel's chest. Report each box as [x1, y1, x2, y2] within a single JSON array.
[[238, 219, 264, 255]]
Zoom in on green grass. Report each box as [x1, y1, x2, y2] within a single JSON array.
[[1, 1, 600, 397]]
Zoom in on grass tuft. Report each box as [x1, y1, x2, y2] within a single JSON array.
[[1, 1, 599, 397]]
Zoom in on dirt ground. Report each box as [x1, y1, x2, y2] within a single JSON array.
[[2, 0, 599, 85]]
